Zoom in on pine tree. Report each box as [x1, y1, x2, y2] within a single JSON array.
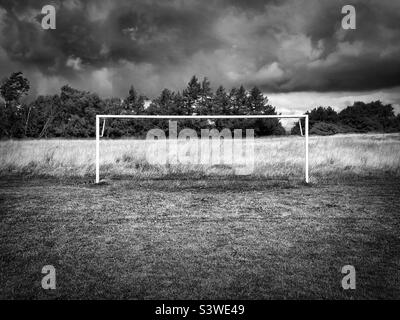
[[213, 86, 229, 114], [120, 85, 146, 136], [230, 85, 248, 115], [197, 77, 213, 115], [247, 86, 267, 114], [213, 86, 230, 129], [183, 76, 201, 114], [124, 85, 145, 114]]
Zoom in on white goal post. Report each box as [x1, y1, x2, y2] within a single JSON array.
[[95, 114, 309, 183]]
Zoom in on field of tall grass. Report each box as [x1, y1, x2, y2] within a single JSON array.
[[0, 133, 399, 181]]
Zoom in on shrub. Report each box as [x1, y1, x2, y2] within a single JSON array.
[[310, 122, 341, 135]]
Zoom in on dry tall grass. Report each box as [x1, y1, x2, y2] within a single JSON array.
[[1, 133, 399, 181]]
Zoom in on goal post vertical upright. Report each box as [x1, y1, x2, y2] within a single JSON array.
[[305, 114, 309, 183], [96, 115, 100, 184], [94, 114, 309, 184]]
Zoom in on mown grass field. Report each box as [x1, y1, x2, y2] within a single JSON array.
[[0, 133, 400, 299]]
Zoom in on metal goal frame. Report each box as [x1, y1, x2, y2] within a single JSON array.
[[95, 114, 309, 183]]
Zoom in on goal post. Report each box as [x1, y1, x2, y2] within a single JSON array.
[[95, 114, 309, 184]]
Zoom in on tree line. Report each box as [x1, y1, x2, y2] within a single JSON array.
[[292, 102, 400, 135], [0, 72, 285, 138], [1, 72, 399, 138]]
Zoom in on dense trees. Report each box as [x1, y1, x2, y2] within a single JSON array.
[[338, 101, 397, 132], [1, 71, 399, 138], [292, 103, 400, 135], [0, 72, 287, 138]]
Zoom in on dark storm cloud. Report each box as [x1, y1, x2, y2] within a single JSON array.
[[0, 0, 221, 70], [0, 0, 400, 98]]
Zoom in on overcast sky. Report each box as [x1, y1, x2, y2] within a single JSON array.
[[0, 0, 400, 114]]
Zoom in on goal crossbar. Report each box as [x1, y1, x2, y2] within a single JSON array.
[[95, 114, 309, 183]]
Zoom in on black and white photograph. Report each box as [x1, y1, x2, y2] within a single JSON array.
[[0, 0, 399, 305]]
